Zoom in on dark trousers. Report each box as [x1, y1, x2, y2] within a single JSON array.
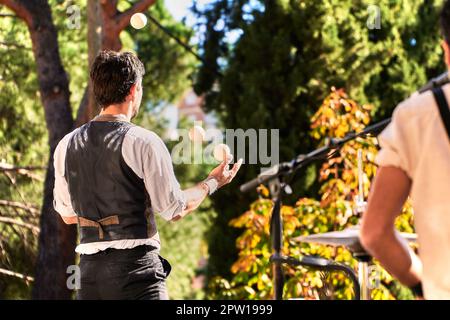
[[77, 245, 171, 300]]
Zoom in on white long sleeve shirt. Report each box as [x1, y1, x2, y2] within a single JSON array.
[[53, 114, 186, 255]]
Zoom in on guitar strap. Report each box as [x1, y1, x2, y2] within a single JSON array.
[[432, 87, 450, 142]]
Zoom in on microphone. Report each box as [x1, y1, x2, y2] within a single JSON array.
[[418, 71, 450, 93], [239, 162, 293, 193], [240, 72, 450, 194]]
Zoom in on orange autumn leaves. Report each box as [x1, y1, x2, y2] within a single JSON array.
[[208, 89, 415, 300]]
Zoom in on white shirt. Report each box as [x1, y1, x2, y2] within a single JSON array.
[[376, 84, 450, 299], [53, 115, 186, 255]]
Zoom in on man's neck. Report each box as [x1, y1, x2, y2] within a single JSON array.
[[99, 104, 133, 121], [94, 113, 129, 122]]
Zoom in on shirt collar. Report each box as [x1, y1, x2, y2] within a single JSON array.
[[92, 114, 130, 122]]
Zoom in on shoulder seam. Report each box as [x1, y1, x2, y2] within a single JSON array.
[[126, 127, 160, 146]]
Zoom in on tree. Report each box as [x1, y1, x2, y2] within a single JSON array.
[[193, 0, 444, 282], [133, 0, 197, 108], [208, 89, 416, 300], [0, 2, 44, 298], [1, 0, 206, 299], [0, 0, 157, 299], [77, 0, 157, 124], [0, 0, 77, 299]]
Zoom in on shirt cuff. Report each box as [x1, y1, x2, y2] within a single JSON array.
[[375, 148, 411, 178], [375, 148, 401, 167], [158, 196, 187, 221], [53, 199, 77, 217]]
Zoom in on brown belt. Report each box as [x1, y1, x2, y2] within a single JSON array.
[[77, 215, 120, 240]]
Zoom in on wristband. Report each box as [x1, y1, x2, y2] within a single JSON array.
[[203, 178, 218, 195]]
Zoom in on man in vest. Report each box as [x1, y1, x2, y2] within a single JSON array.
[[53, 51, 242, 300], [361, 0, 450, 299]]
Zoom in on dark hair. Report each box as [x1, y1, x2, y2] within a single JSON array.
[[441, 0, 450, 43], [90, 50, 145, 108]]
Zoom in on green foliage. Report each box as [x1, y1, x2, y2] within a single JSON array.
[[0, 4, 46, 300], [0, 0, 205, 299], [207, 89, 416, 300], [193, 0, 444, 283], [50, 0, 89, 114], [0, 10, 46, 165], [133, 1, 198, 109]]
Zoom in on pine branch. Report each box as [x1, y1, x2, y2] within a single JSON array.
[[0, 13, 17, 18], [0, 200, 39, 215], [0, 40, 31, 50], [0, 0, 33, 26], [0, 216, 40, 234], [0, 163, 45, 181], [0, 267, 34, 283], [0, 163, 45, 171]]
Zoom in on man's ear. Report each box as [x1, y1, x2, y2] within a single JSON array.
[[128, 84, 137, 101], [442, 40, 450, 69]]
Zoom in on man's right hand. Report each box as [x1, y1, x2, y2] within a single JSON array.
[[208, 157, 243, 189], [172, 157, 243, 222]]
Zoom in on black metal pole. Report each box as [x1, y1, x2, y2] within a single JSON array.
[[272, 255, 361, 300], [270, 182, 284, 300]]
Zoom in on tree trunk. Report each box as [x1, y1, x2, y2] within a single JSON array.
[[26, 1, 77, 300], [0, 0, 77, 299], [76, 0, 103, 126], [101, 17, 121, 51], [76, 0, 153, 125], [1, 0, 157, 299], [87, 0, 102, 121]]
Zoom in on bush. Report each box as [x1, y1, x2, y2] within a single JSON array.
[[207, 89, 416, 300]]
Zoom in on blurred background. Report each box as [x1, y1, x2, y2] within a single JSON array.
[[0, 0, 446, 299]]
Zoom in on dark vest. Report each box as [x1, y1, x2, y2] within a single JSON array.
[[64, 120, 149, 244]]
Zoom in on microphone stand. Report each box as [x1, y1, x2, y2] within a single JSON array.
[[241, 119, 392, 301], [240, 119, 392, 194], [240, 72, 449, 300]]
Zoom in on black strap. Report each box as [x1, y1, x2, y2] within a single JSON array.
[[409, 282, 424, 298], [432, 87, 450, 142]]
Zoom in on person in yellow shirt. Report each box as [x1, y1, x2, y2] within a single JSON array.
[[361, 0, 450, 300]]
